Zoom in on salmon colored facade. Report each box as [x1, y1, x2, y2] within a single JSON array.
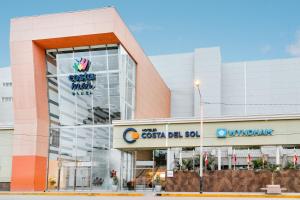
[[10, 7, 170, 191]]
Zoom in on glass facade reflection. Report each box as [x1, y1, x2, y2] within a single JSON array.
[[46, 45, 135, 190]]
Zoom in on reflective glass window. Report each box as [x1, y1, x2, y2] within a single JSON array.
[[46, 44, 136, 191]]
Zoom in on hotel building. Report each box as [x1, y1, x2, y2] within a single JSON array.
[[0, 7, 300, 191]]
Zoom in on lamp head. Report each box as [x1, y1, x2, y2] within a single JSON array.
[[194, 80, 201, 88]]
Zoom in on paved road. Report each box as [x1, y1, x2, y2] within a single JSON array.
[[0, 195, 298, 200]]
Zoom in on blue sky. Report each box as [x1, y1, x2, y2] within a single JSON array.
[[1, 0, 300, 67]]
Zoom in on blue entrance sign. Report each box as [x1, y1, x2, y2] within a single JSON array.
[[216, 128, 273, 138]]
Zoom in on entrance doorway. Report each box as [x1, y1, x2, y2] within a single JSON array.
[[57, 160, 92, 191], [134, 150, 167, 191]]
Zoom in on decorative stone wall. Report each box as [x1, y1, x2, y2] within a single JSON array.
[[275, 170, 300, 192], [166, 170, 300, 192], [165, 171, 200, 192]]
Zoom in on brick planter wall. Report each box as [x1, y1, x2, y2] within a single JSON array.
[[165, 171, 200, 192], [166, 170, 300, 192]]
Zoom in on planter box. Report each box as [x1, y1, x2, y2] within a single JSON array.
[[165, 170, 300, 193], [111, 185, 118, 192], [155, 185, 162, 192]]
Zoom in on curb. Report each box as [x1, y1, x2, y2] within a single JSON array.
[[156, 193, 300, 198], [1, 192, 300, 198], [0, 192, 144, 196]]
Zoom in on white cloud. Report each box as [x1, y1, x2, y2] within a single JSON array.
[[286, 31, 300, 56], [260, 44, 272, 54], [129, 23, 162, 33]]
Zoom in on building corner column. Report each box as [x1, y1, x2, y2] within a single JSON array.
[[10, 42, 49, 191]]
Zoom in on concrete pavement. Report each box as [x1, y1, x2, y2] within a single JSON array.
[[0, 192, 300, 200], [0, 195, 299, 200]]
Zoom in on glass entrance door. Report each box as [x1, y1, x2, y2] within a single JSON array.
[[120, 151, 134, 190], [153, 150, 167, 191], [58, 161, 92, 190], [58, 161, 76, 190], [135, 150, 154, 191], [134, 150, 167, 191], [75, 166, 91, 190]]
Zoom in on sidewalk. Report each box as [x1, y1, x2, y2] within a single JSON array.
[[0, 191, 144, 196], [156, 192, 300, 198], [0, 191, 300, 198]]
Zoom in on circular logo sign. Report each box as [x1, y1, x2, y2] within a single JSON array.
[[123, 128, 140, 144]]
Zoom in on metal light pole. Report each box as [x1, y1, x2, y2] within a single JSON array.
[[194, 80, 204, 193]]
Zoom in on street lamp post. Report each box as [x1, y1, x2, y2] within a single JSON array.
[[194, 80, 204, 193]]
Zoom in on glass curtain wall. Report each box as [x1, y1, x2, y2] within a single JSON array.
[[46, 45, 136, 191]]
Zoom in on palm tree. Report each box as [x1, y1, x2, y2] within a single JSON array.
[[268, 164, 280, 185]]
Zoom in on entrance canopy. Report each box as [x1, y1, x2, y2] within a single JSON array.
[[113, 115, 300, 150]]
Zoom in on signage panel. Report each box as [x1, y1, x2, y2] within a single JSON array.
[[167, 170, 174, 177], [68, 58, 96, 96], [113, 118, 300, 149]]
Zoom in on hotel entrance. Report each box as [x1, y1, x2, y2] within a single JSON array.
[[113, 116, 300, 192], [134, 150, 167, 191], [57, 161, 92, 191]]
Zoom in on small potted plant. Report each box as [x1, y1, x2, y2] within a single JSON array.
[[48, 177, 57, 189], [112, 176, 119, 192], [252, 158, 264, 171], [154, 175, 162, 192], [127, 180, 135, 190]]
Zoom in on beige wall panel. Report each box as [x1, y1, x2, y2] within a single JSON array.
[[113, 118, 300, 149]]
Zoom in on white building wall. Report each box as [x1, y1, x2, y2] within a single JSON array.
[[0, 67, 13, 184], [151, 48, 300, 118], [193, 47, 222, 118], [244, 58, 300, 115], [221, 62, 246, 116], [149, 53, 194, 118], [0, 67, 13, 125], [222, 58, 300, 116], [0, 129, 12, 182]]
